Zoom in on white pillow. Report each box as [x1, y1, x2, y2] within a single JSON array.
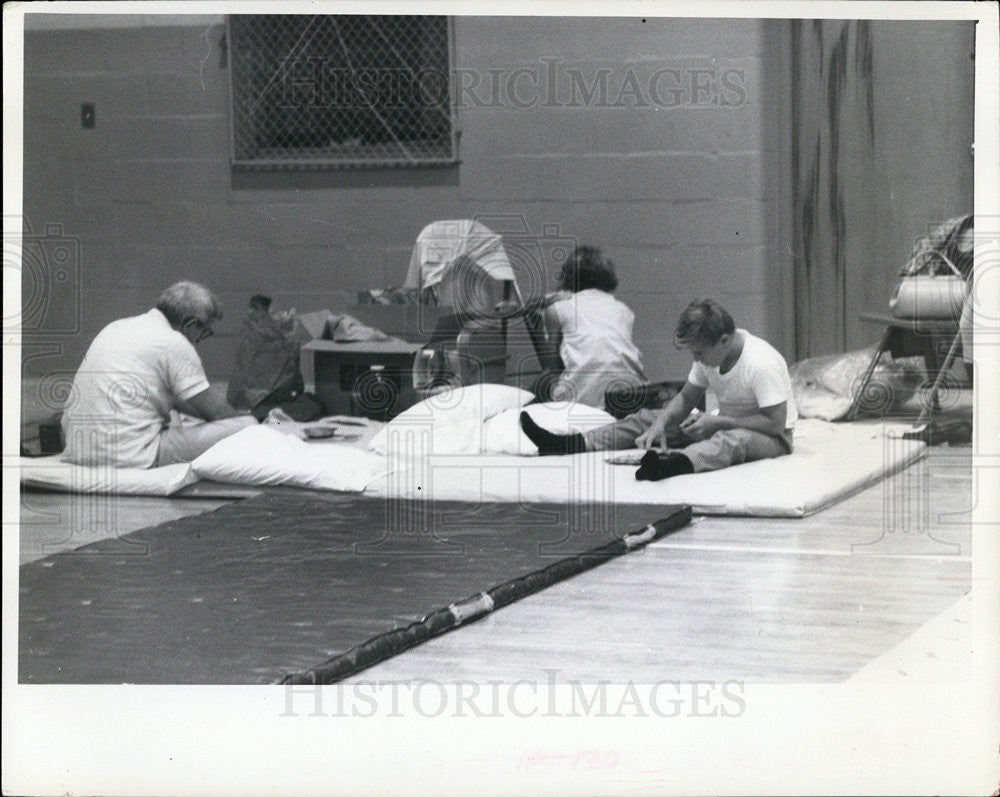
[[482, 402, 616, 455], [369, 384, 533, 456], [193, 425, 388, 492], [19, 456, 198, 496]]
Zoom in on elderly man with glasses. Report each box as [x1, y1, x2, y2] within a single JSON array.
[[61, 281, 257, 468]]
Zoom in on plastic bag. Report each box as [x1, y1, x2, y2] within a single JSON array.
[[227, 295, 308, 412], [790, 347, 926, 421]]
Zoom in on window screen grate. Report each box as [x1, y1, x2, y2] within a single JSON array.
[[228, 15, 456, 169]]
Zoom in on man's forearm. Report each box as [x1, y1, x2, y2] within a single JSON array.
[[177, 385, 252, 421], [537, 307, 565, 372], [536, 344, 564, 373], [207, 400, 251, 420], [172, 395, 206, 418]]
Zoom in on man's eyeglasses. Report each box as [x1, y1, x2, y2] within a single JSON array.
[[183, 317, 214, 343]]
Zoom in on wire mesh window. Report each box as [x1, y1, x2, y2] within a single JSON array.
[[228, 15, 456, 169]]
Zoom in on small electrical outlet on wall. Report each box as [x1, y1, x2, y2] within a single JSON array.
[[81, 103, 95, 129]]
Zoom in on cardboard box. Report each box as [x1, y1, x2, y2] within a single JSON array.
[[302, 339, 424, 418]]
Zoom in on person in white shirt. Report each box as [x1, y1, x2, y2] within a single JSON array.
[[521, 298, 797, 480], [61, 282, 256, 468], [534, 245, 646, 409]]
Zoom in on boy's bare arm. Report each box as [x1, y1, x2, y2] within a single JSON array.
[[680, 401, 787, 441], [636, 381, 705, 449], [535, 304, 565, 372]]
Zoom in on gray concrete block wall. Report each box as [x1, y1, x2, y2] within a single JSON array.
[[850, 20, 974, 353], [21, 16, 784, 383]]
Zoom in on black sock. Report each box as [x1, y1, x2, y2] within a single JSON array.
[[519, 411, 586, 456], [635, 451, 695, 481]]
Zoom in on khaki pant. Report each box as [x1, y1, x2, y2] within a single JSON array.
[[156, 416, 257, 466], [583, 408, 793, 473]]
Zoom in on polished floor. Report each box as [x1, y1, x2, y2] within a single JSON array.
[[18, 441, 973, 685]]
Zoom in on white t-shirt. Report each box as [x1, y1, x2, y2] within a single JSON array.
[[62, 308, 210, 468], [687, 329, 797, 430], [548, 289, 646, 408]]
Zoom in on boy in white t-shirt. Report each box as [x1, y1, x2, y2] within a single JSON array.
[[520, 298, 797, 480]]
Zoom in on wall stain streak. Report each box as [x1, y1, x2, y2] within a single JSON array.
[[856, 20, 876, 143], [791, 19, 973, 359], [792, 20, 879, 358]]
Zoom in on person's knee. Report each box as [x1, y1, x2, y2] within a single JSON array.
[[707, 430, 748, 463], [710, 428, 777, 461], [203, 416, 256, 447], [713, 428, 786, 462], [222, 415, 258, 432], [158, 415, 255, 466], [200, 415, 256, 437]]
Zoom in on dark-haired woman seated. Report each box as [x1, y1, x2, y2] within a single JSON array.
[[534, 245, 646, 409]]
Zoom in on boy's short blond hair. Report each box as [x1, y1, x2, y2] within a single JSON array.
[[673, 298, 736, 347]]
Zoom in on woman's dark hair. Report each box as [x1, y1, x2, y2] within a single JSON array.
[[558, 245, 619, 293], [673, 298, 736, 347]]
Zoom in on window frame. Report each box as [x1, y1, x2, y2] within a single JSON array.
[[226, 15, 458, 170]]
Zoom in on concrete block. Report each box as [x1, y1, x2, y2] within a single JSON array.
[[613, 245, 768, 294], [23, 108, 93, 166], [100, 26, 214, 77], [522, 153, 763, 202], [383, 245, 414, 283], [460, 103, 761, 158], [20, 184, 79, 227], [456, 18, 762, 65], [71, 154, 190, 199], [184, 114, 229, 157], [100, 255, 147, 292], [261, 245, 386, 292], [102, 117, 171, 160], [89, 157, 230, 203], [69, 158, 170, 201], [246, 202, 352, 249], [179, 202, 273, 248], [144, 70, 228, 118], [47, 73, 153, 120], [512, 199, 767, 249], [24, 30, 113, 75], [460, 156, 542, 201], [110, 200, 190, 249]]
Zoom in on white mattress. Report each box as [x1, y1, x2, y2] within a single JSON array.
[[18, 420, 927, 518], [17, 456, 198, 496], [364, 419, 927, 518]]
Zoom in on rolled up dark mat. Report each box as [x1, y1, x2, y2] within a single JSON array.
[[20, 494, 691, 684], [281, 504, 692, 685]]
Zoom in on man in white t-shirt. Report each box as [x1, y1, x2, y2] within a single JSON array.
[[520, 298, 797, 480], [62, 282, 256, 468]]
